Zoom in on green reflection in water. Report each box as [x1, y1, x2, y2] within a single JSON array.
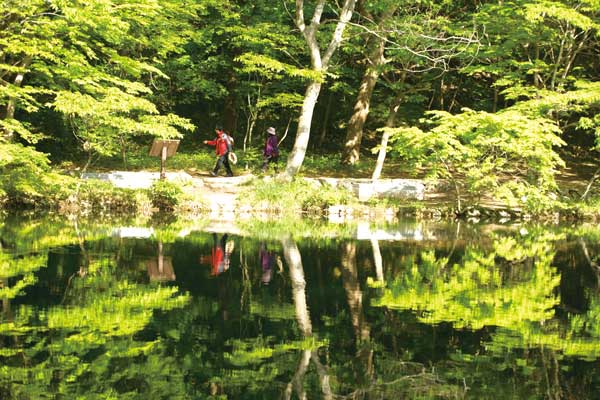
[[0, 215, 599, 399]]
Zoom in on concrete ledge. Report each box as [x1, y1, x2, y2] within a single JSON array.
[[303, 178, 425, 201], [82, 171, 193, 189], [355, 179, 425, 201]]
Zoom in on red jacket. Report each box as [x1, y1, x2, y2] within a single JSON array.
[[211, 246, 225, 276], [206, 131, 229, 156]]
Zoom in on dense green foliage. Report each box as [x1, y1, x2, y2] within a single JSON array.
[[1, 0, 600, 212]]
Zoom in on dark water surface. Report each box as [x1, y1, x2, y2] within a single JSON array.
[[1, 214, 600, 399]]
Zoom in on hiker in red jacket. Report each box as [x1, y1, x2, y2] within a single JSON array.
[[203, 125, 234, 177]]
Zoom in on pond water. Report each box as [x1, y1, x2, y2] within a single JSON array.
[[1, 214, 600, 399]]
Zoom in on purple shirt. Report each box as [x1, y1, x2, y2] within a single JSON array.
[[264, 135, 279, 157]]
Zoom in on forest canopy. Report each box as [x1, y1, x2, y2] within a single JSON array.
[[1, 0, 599, 210]]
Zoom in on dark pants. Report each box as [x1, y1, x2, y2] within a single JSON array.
[[213, 153, 233, 176], [261, 155, 279, 172]]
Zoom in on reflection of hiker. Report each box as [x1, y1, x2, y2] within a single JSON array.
[[259, 242, 282, 285], [204, 125, 234, 177], [201, 233, 235, 276], [261, 127, 279, 173]]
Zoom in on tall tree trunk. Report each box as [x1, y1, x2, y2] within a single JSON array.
[[341, 42, 384, 164], [283, 0, 356, 179], [372, 94, 403, 180], [2, 56, 31, 141], [284, 81, 322, 178], [341, 5, 397, 165]]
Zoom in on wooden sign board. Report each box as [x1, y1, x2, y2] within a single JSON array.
[[149, 139, 180, 158]]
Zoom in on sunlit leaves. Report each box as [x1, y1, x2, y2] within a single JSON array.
[[525, 1, 599, 31], [387, 106, 565, 209], [0, 0, 193, 159]]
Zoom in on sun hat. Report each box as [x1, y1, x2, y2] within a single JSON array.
[[228, 151, 238, 164], [267, 127, 276, 135]]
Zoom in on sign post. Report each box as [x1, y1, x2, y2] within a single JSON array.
[[149, 139, 180, 179]]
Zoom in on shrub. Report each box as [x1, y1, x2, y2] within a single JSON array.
[[148, 180, 183, 212]]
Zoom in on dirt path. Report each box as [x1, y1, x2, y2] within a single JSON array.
[[185, 173, 254, 212]]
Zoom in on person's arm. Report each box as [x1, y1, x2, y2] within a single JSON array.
[[204, 139, 217, 146]]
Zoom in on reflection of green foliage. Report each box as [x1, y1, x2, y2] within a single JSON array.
[[571, 292, 600, 339], [49, 280, 189, 337], [238, 217, 357, 242], [249, 300, 295, 321], [374, 246, 560, 330], [0, 253, 47, 279], [373, 228, 600, 364], [0, 253, 47, 300], [241, 179, 358, 213], [225, 337, 323, 367], [0, 244, 190, 398]]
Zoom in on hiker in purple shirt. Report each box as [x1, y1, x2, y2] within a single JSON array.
[[261, 127, 279, 173]]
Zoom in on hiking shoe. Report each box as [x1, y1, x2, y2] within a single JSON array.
[[209, 171, 217, 177], [226, 173, 233, 177]]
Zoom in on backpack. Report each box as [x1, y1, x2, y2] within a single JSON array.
[[222, 132, 234, 152]]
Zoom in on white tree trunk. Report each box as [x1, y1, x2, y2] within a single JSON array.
[[370, 238, 384, 283], [372, 95, 402, 180], [284, 0, 356, 178], [282, 236, 312, 336], [284, 81, 321, 178]]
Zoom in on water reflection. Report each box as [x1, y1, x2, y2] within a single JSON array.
[[200, 233, 234, 276], [0, 215, 600, 398], [146, 241, 176, 282]]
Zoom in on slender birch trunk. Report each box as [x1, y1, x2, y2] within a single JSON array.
[[372, 94, 403, 180]]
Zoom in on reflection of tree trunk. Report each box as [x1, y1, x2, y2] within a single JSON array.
[[284, 350, 311, 400], [74, 219, 89, 276], [540, 348, 562, 400], [158, 241, 164, 274], [240, 247, 252, 312], [445, 221, 461, 267], [282, 237, 333, 399], [341, 241, 375, 387], [578, 238, 600, 288], [340, 242, 370, 341], [371, 238, 384, 283], [282, 237, 312, 336]]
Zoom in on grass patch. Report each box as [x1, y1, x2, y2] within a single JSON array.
[[240, 178, 358, 214]]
